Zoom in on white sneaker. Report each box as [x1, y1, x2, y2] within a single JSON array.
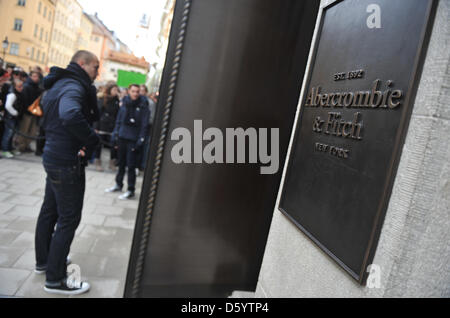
[[105, 185, 122, 193], [1, 151, 14, 159], [118, 191, 135, 200], [44, 278, 90, 296]]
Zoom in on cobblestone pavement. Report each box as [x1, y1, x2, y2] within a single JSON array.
[[0, 153, 141, 298]]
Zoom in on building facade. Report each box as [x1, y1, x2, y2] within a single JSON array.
[[147, 0, 175, 93], [0, 0, 56, 71], [1, 0, 151, 84], [76, 12, 93, 51], [86, 13, 117, 82], [102, 50, 149, 85], [87, 13, 148, 84], [48, 0, 82, 68], [254, 0, 449, 298]]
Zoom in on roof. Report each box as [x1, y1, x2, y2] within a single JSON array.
[[86, 13, 115, 41], [106, 51, 150, 70]]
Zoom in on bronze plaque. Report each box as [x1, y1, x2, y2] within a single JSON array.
[[279, 0, 437, 284]]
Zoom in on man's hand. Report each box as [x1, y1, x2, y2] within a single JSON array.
[[135, 138, 145, 151], [78, 147, 87, 157]]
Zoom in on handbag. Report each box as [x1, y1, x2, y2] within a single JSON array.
[[28, 95, 43, 117]]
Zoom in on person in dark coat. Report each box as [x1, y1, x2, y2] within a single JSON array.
[[93, 83, 120, 171], [15, 71, 43, 152], [0, 68, 5, 148], [1, 79, 25, 158], [138, 85, 156, 172], [34, 50, 100, 296], [105, 84, 149, 200]]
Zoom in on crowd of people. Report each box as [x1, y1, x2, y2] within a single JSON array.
[[1, 51, 159, 295], [0, 65, 158, 180], [0, 65, 45, 158]]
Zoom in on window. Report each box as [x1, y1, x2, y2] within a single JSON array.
[[45, 31, 48, 43], [10, 43, 20, 56], [37, 50, 41, 61], [42, 52, 45, 63], [14, 19, 23, 31], [44, 7, 47, 18], [38, 2, 41, 13], [49, 11, 52, 21], [31, 47, 35, 60], [34, 24, 38, 37], [40, 27, 43, 41], [17, 0, 26, 6]]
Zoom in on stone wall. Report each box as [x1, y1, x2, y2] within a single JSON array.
[[255, 0, 449, 298]]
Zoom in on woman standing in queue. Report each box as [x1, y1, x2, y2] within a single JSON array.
[[93, 83, 120, 171], [1, 79, 25, 158]]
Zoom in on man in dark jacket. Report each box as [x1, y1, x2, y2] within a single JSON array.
[[35, 50, 100, 295], [105, 84, 149, 200]]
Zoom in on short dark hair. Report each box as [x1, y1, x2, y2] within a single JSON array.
[[140, 84, 148, 93], [12, 78, 23, 88], [71, 50, 97, 64], [129, 84, 140, 90]]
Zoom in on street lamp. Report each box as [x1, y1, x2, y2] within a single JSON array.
[[2, 37, 9, 69]]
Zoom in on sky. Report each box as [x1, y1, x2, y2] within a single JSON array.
[[77, 0, 168, 59]]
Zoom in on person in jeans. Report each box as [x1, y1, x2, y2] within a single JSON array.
[[35, 51, 100, 295], [1, 79, 25, 158], [138, 85, 156, 172], [106, 84, 149, 200], [15, 70, 43, 153], [93, 82, 120, 171]]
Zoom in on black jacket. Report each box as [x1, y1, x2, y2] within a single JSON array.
[[112, 96, 149, 148], [97, 96, 120, 133], [22, 77, 42, 112], [42, 63, 100, 166]]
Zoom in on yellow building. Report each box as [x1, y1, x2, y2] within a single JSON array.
[[77, 12, 93, 51], [48, 0, 82, 68], [0, 0, 56, 72], [86, 13, 117, 82]]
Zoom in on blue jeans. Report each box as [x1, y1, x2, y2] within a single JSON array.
[[1, 117, 16, 151], [35, 163, 86, 283], [116, 138, 138, 193]]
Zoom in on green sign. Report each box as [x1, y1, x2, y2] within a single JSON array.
[[117, 70, 147, 88]]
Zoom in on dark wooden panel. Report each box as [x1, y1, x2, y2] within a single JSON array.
[[125, 0, 319, 297]]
